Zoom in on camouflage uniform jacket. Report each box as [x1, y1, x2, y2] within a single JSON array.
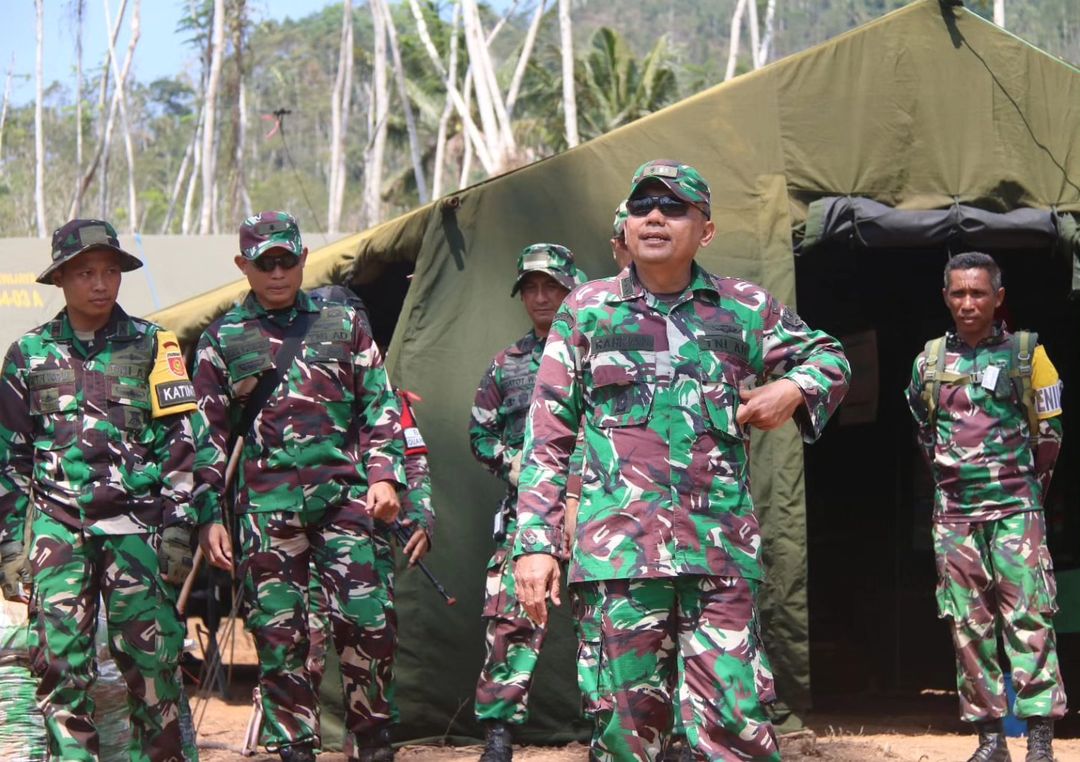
[[513, 264, 850, 583], [0, 307, 196, 544], [906, 325, 1063, 523], [192, 291, 405, 525], [468, 329, 543, 533]]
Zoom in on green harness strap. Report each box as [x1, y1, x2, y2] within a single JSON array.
[[921, 331, 1039, 439]]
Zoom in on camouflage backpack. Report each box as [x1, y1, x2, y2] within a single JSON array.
[[920, 330, 1040, 440]]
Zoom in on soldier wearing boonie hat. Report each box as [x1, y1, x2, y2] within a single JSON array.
[[513, 160, 850, 761], [469, 243, 586, 760], [1, 217, 199, 760]]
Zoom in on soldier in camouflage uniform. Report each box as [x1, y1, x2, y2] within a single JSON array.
[[469, 244, 586, 761], [906, 252, 1065, 762], [0, 219, 199, 762], [513, 160, 850, 761], [192, 212, 406, 762]]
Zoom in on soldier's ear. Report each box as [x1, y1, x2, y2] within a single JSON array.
[[994, 287, 1005, 308], [698, 219, 716, 248], [51, 267, 64, 288], [234, 256, 247, 274]]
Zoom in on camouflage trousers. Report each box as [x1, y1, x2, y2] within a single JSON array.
[[474, 544, 553, 724], [240, 505, 394, 751], [308, 530, 399, 745], [27, 510, 188, 762], [574, 575, 778, 761], [933, 510, 1067, 722]]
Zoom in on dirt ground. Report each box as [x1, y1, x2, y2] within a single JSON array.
[[186, 621, 1080, 762]]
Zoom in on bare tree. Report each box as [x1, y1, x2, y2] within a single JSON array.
[[102, 0, 142, 232], [724, 0, 748, 81], [34, 0, 47, 236], [429, 0, 461, 199], [363, 0, 390, 226], [746, 0, 762, 69], [328, 0, 354, 233], [994, 0, 1005, 27], [160, 105, 202, 233], [505, 0, 546, 119], [380, 0, 429, 203], [199, 0, 226, 233], [758, 0, 778, 66], [69, 0, 129, 219], [558, 0, 578, 147], [224, 0, 251, 226], [73, 0, 86, 192], [0, 55, 14, 163]]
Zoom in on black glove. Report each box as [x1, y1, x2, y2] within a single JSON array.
[[0, 541, 30, 601], [158, 525, 194, 586]]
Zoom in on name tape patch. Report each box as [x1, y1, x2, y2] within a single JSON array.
[[1036, 381, 1063, 417], [592, 334, 655, 353], [156, 380, 197, 408]]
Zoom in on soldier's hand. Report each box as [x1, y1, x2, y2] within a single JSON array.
[[401, 520, 430, 565], [367, 480, 401, 523], [0, 541, 30, 603], [508, 452, 522, 487], [514, 553, 561, 625], [199, 523, 234, 571], [158, 525, 195, 586], [736, 379, 804, 431]]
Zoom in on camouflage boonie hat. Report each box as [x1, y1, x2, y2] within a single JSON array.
[[239, 211, 303, 260], [38, 219, 143, 284], [612, 200, 628, 240], [629, 159, 711, 219], [511, 243, 583, 296]]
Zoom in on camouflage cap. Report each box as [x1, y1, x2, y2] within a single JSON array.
[[628, 159, 711, 219], [38, 219, 142, 284], [612, 200, 628, 240], [511, 243, 584, 296], [239, 211, 303, 260]]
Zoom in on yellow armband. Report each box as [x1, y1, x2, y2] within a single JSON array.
[[150, 330, 197, 418], [1031, 345, 1063, 419]]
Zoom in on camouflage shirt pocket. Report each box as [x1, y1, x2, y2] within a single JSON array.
[[700, 374, 745, 442], [590, 352, 655, 428], [107, 380, 152, 435], [27, 370, 78, 450]]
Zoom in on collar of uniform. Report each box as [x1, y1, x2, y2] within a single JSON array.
[[945, 321, 1008, 350], [50, 304, 136, 344], [608, 262, 718, 304], [240, 289, 319, 320], [506, 329, 542, 356]]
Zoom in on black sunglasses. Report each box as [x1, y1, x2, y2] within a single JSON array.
[[626, 195, 691, 218], [252, 252, 300, 273]]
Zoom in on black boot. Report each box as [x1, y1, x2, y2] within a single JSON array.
[[279, 742, 317, 762], [1025, 717, 1055, 762], [353, 726, 395, 762], [967, 720, 1012, 762], [479, 721, 513, 762], [661, 734, 693, 762]]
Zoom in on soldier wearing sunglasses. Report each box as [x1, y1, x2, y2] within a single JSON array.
[[513, 160, 850, 761], [192, 211, 406, 762]]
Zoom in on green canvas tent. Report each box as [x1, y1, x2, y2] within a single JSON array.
[[151, 0, 1080, 742]]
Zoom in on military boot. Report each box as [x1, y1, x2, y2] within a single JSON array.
[[661, 734, 693, 762], [1025, 717, 1055, 762], [967, 720, 1012, 762], [352, 726, 395, 762], [479, 721, 513, 762], [278, 742, 317, 762]]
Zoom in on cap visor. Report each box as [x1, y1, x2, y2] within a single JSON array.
[[36, 244, 142, 284]]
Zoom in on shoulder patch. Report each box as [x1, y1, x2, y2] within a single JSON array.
[[780, 306, 807, 332]]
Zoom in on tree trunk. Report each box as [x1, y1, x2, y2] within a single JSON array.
[[0, 55, 14, 163], [226, 0, 251, 225], [328, 0, 353, 233], [430, 0, 462, 199], [558, 0, 579, 148], [379, 0, 429, 203], [758, 0, 777, 66], [505, 0, 546, 119], [461, 0, 506, 167], [102, 0, 142, 233], [34, 0, 47, 236], [75, 0, 85, 196], [181, 116, 203, 234], [725, 0, 748, 81], [160, 106, 201, 233], [199, 0, 226, 234], [747, 0, 762, 69], [363, 0, 390, 227], [408, 0, 494, 174], [69, 0, 129, 219], [994, 0, 1005, 27]]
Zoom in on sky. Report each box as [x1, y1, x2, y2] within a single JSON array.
[[3, 1, 337, 106]]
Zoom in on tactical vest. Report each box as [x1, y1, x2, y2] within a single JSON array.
[[921, 330, 1039, 440]]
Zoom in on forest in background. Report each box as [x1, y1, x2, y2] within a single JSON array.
[[2, 0, 1078, 238]]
